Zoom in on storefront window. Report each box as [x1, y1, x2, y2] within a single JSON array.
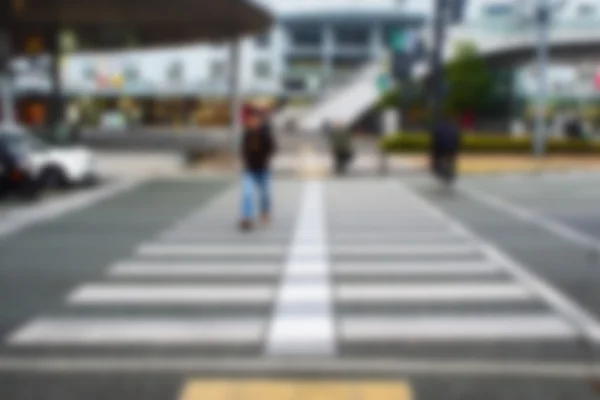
[[255, 60, 272, 78]]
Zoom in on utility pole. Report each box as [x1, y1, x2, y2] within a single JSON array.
[[533, 0, 550, 157], [48, 26, 64, 130], [0, 30, 13, 126], [229, 40, 242, 154], [431, 0, 447, 130], [0, 0, 15, 126]]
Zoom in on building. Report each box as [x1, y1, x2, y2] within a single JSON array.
[[10, 2, 426, 126], [440, 0, 600, 130], [10, 0, 426, 126], [2, 0, 272, 127], [276, 2, 424, 98], [297, 0, 600, 133]]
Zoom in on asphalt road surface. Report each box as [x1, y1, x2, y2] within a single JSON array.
[[2, 172, 600, 399]]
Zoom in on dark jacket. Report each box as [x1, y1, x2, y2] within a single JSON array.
[[432, 120, 461, 155], [241, 124, 277, 172], [329, 129, 352, 156]]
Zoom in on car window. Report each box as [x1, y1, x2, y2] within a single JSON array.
[[0, 131, 48, 152], [0, 133, 25, 153], [22, 133, 49, 151]]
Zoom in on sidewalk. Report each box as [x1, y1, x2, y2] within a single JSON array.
[[274, 152, 418, 177], [96, 150, 600, 180], [95, 151, 236, 179], [401, 155, 600, 175]]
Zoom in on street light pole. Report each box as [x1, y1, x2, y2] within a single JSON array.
[[533, 0, 550, 157]]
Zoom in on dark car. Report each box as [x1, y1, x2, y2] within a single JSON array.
[[0, 130, 41, 200]]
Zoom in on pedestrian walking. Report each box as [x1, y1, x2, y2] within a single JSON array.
[[328, 122, 354, 176], [431, 113, 461, 185], [322, 120, 333, 139], [239, 107, 277, 232]]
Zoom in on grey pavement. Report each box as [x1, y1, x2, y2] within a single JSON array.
[[1, 174, 600, 399]]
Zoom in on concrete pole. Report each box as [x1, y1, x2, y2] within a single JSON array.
[[533, 0, 550, 157], [0, 30, 15, 125], [431, 0, 447, 129], [429, 0, 447, 168], [229, 39, 242, 153], [48, 27, 65, 130]]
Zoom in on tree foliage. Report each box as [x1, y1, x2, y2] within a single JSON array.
[[375, 87, 401, 111], [444, 41, 493, 114]]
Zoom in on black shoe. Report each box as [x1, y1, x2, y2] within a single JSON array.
[[239, 220, 253, 232], [260, 213, 271, 227]]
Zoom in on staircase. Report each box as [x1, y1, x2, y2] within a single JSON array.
[[298, 62, 384, 133]]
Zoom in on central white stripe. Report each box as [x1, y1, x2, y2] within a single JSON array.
[[266, 181, 335, 356]]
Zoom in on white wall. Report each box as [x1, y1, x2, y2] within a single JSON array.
[[53, 31, 284, 96]]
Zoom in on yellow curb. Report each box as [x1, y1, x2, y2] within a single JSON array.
[[460, 164, 600, 175], [399, 155, 600, 175], [179, 379, 414, 400]]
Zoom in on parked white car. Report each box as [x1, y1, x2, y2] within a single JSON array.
[[0, 124, 97, 188]]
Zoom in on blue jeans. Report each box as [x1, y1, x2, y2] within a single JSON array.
[[241, 170, 271, 220]]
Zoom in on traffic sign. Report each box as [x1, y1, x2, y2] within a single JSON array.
[[390, 30, 406, 52], [391, 30, 417, 54]]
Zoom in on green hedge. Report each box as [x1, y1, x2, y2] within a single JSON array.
[[381, 133, 600, 154]]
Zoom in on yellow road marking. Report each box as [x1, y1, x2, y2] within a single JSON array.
[[179, 379, 414, 400]]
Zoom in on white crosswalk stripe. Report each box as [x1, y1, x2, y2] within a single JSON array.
[[8, 318, 262, 346], [109, 262, 281, 278], [137, 243, 480, 257], [160, 231, 463, 241], [337, 283, 534, 303], [341, 315, 577, 342], [67, 284, 274, 305], [333, 261, 499, 276]]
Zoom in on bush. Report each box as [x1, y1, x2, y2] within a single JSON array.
[[381, 133, 600, 154]]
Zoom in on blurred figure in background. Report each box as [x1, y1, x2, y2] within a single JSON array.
[[431, 113, 461, 185], [239, 107, 277, 232], [66, 102, 82, 143], [322, 120, 333, 139], [564, 113, 585, 140], [328, 121, 354, 176]]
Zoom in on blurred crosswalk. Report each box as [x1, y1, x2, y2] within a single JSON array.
[[4, 179, 595, 365]]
